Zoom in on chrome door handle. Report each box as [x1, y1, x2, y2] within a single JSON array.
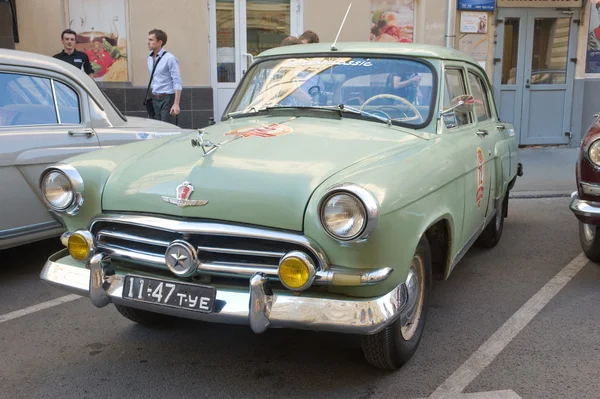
[[476, 129, 488, 136], [496, 125, 506, 131], [68, 129, 95, 138]]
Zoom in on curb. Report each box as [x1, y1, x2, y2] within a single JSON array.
[[510, 191, 573, 199]]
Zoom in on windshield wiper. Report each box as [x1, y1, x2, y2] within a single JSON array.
[[330, 104, 392, 126]]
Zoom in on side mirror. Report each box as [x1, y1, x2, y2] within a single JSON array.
[[440, 95, 475, 115]]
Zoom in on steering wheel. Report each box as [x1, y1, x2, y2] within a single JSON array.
[[360, 94, 423, 123]]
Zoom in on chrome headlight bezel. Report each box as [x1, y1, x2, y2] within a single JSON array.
[[586, 137, 600, 169], [39, 164, 84, 215], [318, 183, 379, 243]]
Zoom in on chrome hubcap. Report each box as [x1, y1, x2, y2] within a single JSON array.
[[400, 255, 425, 341], [584, 223, 596, 243]]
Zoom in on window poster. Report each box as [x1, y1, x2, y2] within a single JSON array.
[[65, 0, 129, 82], [369, 0, 415, 43], [587, 0, 600, 73]]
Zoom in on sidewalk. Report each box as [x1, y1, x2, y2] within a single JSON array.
[[510, 147, 579, 198]]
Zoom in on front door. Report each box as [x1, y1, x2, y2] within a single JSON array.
[[493, 8, 578, 145], [209, 0, 302, 121]]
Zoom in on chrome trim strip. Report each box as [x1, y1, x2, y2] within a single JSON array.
[[50, 79, 61, 124], [0, 221, 62, 240], [197, 246, 285, 258], [581, 182, 600, 196], [97, 230, 169, 247], [89, 214, 329, 269], [570, 193, 600, 218], [40, 253, 408, 335]]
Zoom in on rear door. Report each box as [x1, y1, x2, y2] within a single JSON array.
[[0, 70, 100, 245], [440, 64, 495, 249]]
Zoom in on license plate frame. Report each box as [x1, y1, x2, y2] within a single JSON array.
[[122, 275, 216, 314]]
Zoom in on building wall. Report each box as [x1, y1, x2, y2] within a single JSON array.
[[14, 0, 64, 55]]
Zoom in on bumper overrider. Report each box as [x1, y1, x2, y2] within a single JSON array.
[[40, 248, 409, 335], [570, 191, 600, 223]]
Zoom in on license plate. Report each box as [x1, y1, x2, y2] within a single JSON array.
[[123, 276, 216, 313]]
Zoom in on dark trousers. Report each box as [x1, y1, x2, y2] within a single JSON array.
[[151, 93, 177, 125]]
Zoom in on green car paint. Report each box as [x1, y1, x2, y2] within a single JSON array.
[[46, 42, 519, 300]]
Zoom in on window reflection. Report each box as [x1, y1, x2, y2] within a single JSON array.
[[217, 0, 235, 83], [501, 19, 519, 85], [246, 0, 290, 56], [530, 17, 570, 85]]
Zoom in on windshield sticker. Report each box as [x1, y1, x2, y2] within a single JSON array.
[[226, 123, 292, 138], [476, 147, 485, 208], [282, 58, 373, 68]]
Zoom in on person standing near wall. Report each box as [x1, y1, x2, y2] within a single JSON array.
[[145, 29, 182, 124], [53, 29, 94, 77], [299, 30, 319, 44]]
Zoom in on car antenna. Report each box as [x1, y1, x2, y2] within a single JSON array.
[[331, 3, 352, 51]]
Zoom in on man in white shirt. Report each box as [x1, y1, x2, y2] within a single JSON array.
[[146, 29, 182, 124]]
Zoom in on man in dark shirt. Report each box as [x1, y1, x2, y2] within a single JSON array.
[[53, 29, 94, 76]]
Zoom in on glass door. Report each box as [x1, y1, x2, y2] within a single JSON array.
[[209, 0, 301, 121], [493, 8, 577, 146]]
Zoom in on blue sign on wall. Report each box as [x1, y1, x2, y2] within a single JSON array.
[[457, 0, 495, 11]]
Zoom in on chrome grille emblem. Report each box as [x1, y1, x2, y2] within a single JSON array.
[[165, 240, 199, 277], [162, 181, 208, 208]]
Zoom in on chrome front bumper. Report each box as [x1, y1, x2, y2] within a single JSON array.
[[570, 191, 600, 219], [40, 250, 408, 335]]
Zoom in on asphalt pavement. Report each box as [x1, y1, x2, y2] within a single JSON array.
[[1, 196, 598, 399]]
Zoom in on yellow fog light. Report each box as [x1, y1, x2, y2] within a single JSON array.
[[278, 251, 316, 291], [68, 230, 95, 262]]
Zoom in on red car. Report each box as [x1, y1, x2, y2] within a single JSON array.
[[571, 113, 600, 260]]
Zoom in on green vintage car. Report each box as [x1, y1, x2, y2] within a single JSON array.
[[39, 42, 522, 370]]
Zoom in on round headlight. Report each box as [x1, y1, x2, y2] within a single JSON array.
[[42, 171, 74, 210], [321, 193, 367, 240], [278, 251, 316, 291], [67, 230, 95, 262], [589, 140, 600, 167]]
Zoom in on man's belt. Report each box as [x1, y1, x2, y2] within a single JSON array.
[[152, 93, 172, 98]]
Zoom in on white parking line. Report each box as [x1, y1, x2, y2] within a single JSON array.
[[430, 252, 589, 398], [0, 294, 81, 324]]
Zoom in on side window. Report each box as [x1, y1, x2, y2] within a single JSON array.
[[468, 72, 491, 123], [444, 68, 471, 128], [54, 81, 81, 124], [0, 72, 57, 126]]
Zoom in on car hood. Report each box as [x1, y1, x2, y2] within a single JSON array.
[[124, 116, 186, 130], [102, 115, 424, 231]]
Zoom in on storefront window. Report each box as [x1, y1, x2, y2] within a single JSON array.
[[501, 18, 520, 85], [530, 17, 570, 85], [246, 0, 290, 56], [217, 0, 236, 83]]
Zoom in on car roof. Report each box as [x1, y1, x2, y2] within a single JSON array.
[[256, 42, 480, 64], [0, 48, 93, 81]]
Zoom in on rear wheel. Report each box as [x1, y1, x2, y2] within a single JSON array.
[[579, 222, 600, 262], [476, 194, 507, 248], [360, 236, 432, 370], [114, 304, 175, 326]]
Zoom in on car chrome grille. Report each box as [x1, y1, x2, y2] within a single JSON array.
[[89, 216, 326, 279]]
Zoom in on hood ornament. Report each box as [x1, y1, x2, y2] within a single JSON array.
[[162, 181, 208, 208], [191, 129, 242, 157]]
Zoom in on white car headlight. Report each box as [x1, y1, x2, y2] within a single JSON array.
[[39, 165, 84, 215], [42, 171, 74, 209], [319, 184, 379, 242], [589, 140, 600, 167]]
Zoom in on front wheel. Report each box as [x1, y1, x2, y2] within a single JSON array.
[[360, 236, 432, 370], [579, 222, 600, 262]]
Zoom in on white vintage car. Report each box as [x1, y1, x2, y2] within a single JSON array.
[[0, 49, 187, 250]]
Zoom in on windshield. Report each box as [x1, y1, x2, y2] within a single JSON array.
[[225, 56, 436, 127]]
